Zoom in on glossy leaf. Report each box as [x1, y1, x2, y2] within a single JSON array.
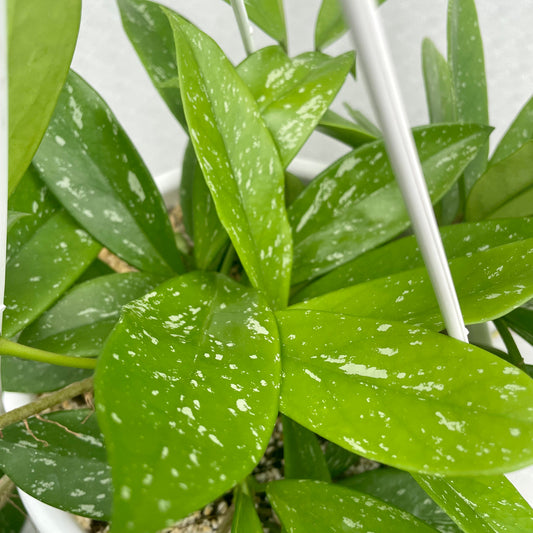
[[344, 104, 382, 138], [117, 0, 186, 128], [95, 272, 281, 531], [3, 273, 160, 393], [289, 124, 491, 284], [491, 95, 533, 165], [448, 0, 489, 193], [179, 141, 196, 239], [3, 211, 100, 339], [76, 258, 115, 284], [466, 141, 533, 221], [317, 109, 377, 148], [340, 468, 460, 533], [282, 415, 331, 482], [168, 14, 292, 308], [7, 0, 81, 194], [324, 441, 359, 479], [222, 0, 287, 49], [277, 309, 533, 475], [34, 70, 183, 276], [0, 410, 111, 520], [285, 172, 306, 207], [414, 473, 533, 533], [238, 46, 354, 166], [294, 218, 533, 302], [294, 239, 533, 331], [232, 486, 263, 533], [267, 479, 437, 532]]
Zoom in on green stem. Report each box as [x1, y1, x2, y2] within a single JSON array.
[[493, 319, 525, 369], [0, 338, 97, 369], [0, 376, 94, 431], [219, 244, 237, 276]]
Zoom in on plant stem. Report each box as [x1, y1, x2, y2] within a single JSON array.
[[0, 376, 93, 431], [219, 244, 236, 276], [493, 319, 525, 369], [0, 338, 97, 369]]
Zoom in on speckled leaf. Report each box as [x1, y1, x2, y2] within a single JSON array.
[[503, 303, 533, 347], [117, 0, 186, 128], [7, 0, 81, 195], [448, 0, 489, 193], [222, 0, 287, 49], [167, 14, 292, 308], [3, 211, 100, 339], [277, 310, 533, 475], [267, 479, 437, 532], [95, 272, 281, 532], [6, 211, 27, 230], [294, 218, 533, 302], [232, 486, 263, 533], [414, 473, 533, 533], [2, 273, 160, 393], [0, 410, 111, 520], [237, 46, 353, 166], [340, 469, 460, 533], [289, 124, 491, 284], [282, 415, 331, 482], [34, 70, 183, 276], [317, 109, 377, 148], [491, 95, 533, 165], [294, 239, 533, 331], [466, 141, 533, 221]]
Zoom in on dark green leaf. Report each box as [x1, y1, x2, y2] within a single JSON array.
[[289, 124, 491, 284], [0, 499, 25, 533], [232, 485, 263, 533], [167, 15, 292, 308], [466, 141, 533, 221], [317, 109, 377, 148], [285, 172, 306, 208], [116, 0, 186, 128], [503, 303, 533, 347], [75, 258, 115, 284], [282, 415, 330, 482], [6, 211, 28, 231], [34, 70, 184, 276], [267, 479, 437, 532], [493, 319, 525, 369], [238, 46, 354, 167], [0, 410, 111, 520], [179, 141, 197, 239], [414, 473, 533, 533], [95, 272, 281, 531], [324, 441, 359, 479], [277, 309, 533, 475], [7, 0, 81, 194], [340, 468, 460, 533]]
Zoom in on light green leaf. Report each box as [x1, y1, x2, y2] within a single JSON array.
[[237, 46, 354, 166], [6, 211, 28, 231], [167, 14, 292, 308], [95, 272, 281, 531], [7, 0, 81, 195], [277, 310, 533, 475], [116, 0, 186, 128], [232, 485, 263, 533], [0, 410, 111, 520], [293, 239, 533, 331], [289, 124, 491, 284], [294, 218, 533, 302], [466, 141, 533, 221], [267, 479, 437, 532], [340, 468, 460, 533], [414, 473, 533, 533], [344, 104, 382, 138], [317, 109, 377, 149], [34, 70, 184, 276], [282, 415, 331, 482]]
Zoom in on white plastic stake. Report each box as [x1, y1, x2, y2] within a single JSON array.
[[340, 0, 468, 342], [0, 0, 7, 336], [230, 0, 254, 56]]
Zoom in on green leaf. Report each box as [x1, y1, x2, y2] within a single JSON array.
[[7, 0, 81, 195], [503, 302, 533, 347], [167, 14, 292, 309], [414, 473, 533, 533], [491, 95, 533, 166], [294, 218, 533, 302], [293, 239, 533, 331], [282, 415, 331, 482], [317, 109, 377, 149], [344, 104, 382, 138], [267, 479, 437, 532], [0, 410, 111, 520], [76, 258, 115, 284], [179, 141, 196, 239], [448, 0, 489, 193], [3, 211, 100, 339], [222, 0, 287, 50], [285, 172, 306, 208], [95, 272, 281, 531], [116, 0, 186, 128], [0, 500, 24, 533], [340, 468, 460, 533], [237, 46, 354, 166], [276, 309, 533, 475], [289, 124, 491, 284], [6, 211, 28, 231], [324, 441, 359, 479], [232, 485, 263, 533], [466, 141, 533, 221], [33, 70, 184, 276]]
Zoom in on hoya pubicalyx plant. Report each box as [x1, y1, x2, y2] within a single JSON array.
[[2, 0, 533, 531]]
